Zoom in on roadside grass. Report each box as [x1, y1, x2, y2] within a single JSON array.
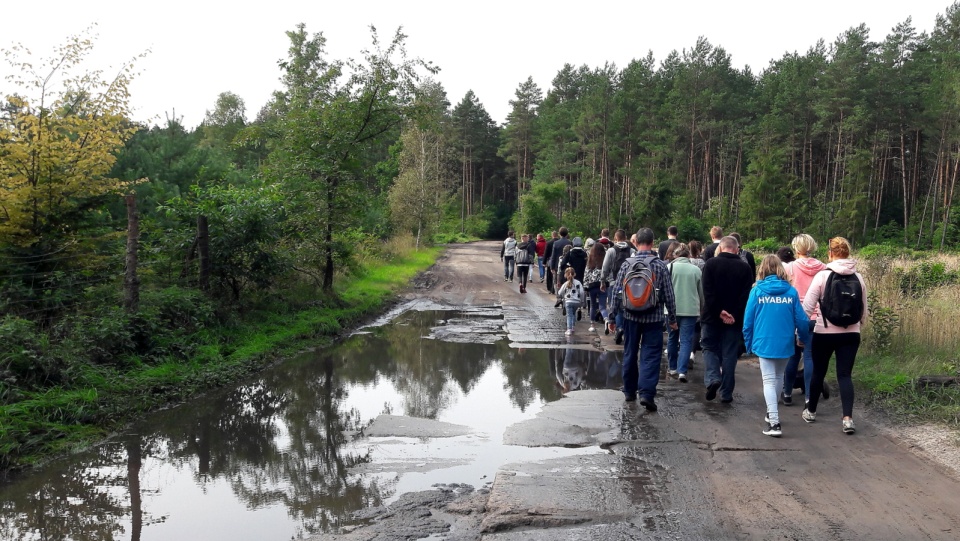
[[856, 251, 960, 427], [0, 243, 440, 471]]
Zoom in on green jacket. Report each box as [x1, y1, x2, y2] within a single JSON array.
[[668, 257, 704, 317]]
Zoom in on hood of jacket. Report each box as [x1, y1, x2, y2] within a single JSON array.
[[793, 257, 827, 277], [612, 241, 630, 250], [826, 258, 858, 275], [755, 275, 792, 295]]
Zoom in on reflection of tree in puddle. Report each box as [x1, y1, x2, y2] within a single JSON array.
[[0, 436, 160, 541], [0, 309, 624, 539]]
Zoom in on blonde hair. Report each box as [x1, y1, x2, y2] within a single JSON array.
[[829, 237, 852, 259], [564, 266, 576, 288], [791, 233, 818, 256], [758, 254, 789, 281]]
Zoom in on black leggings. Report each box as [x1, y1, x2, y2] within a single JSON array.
[[807, 332, 861, 418]]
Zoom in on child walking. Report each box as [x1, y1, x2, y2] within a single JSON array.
[[742, 255, 811, 437], [556, 267, 585, 336]]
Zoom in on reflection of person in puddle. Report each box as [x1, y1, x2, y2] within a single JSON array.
[[555, 347, 587, 393]]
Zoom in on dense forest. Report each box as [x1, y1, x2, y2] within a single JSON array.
[[4, 5, 960, 464]]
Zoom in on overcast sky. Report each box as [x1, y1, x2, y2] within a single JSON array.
[[2, 1, 954, 128]]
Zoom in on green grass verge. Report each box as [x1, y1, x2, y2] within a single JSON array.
[[854, 351, 960, 427], [0, 247, 440, 471]]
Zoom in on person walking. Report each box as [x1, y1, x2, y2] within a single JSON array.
[[584, 241, 608, 332], [544, 231, 559, 293], [729, 232, 757, 281], [742, 255, 812, 437], [700, 236, 754, 403], [688, 240, 707, 270], [550, 228, 572, 293], [601, 229, 634, 345], [557, 267, 585, 336], [658, 225, 679, 260], [561, 237, 588, 283], [801, 237, 868, 434], [535, 233, 547, 283], [782, 234, 827, 406], [666, 244, 704, 383], [606, 228, 678, 412], [515, 233, 536, 294], [703, 226, 723, 261], [500, 231, 517, 282]]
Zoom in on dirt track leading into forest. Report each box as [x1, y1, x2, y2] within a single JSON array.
[[315, 241, 960, 541]]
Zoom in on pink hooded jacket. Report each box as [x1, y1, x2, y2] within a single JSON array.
[[786, 257, 827, 302], [801, 258, 868, 334]]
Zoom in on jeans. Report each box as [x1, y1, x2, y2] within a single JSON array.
[[759, 357, 788, 424], [587, 285, 608, 321], [808, 332, 861, 418], [621, 319, 664, 401], [667, 316, 698, 375], [564, 300, 580, 330], [701, 322, 742, 400], [783, 320, 815, 399], [503, 256, 515, 280], [538, 257, 545, 280]]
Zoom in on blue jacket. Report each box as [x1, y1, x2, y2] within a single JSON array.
[[742, 276, 811, 359]]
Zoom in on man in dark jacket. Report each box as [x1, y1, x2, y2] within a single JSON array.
[[657, 225, 679, 260], [700, 236, 754, 403], [550, 227, 572, 291], [561, 237, 588, 283], [703, 226, 723, 261], [543, 230, 559, 293]]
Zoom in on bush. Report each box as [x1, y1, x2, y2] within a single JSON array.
[[0, 317, 62, 391], [743, 237, 780, 255], [894, 261, 960, 298]]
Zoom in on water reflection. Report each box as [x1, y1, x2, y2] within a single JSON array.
[[0, 309, 622, 540]]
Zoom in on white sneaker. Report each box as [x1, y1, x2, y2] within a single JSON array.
[[802, 409, 816, 423], [588, 325, 596, 332], [668, 370, 678, 377], [678, 373, 688, 383], [843, 418, 856, 434], [565, 329, 573, 336]]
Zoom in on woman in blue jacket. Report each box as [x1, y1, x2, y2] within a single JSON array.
[[743, 255, 811, 437]]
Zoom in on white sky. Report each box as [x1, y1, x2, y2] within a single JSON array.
[[2, 1, 954, 128]]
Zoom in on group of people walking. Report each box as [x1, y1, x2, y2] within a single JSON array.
[[500, 226, 868, 438]]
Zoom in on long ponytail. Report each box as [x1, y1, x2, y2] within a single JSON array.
[[564, 266, 575, 289]]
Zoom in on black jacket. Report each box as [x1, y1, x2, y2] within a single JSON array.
[[561, 247, 588, 283], [701, 252, 754, 327]]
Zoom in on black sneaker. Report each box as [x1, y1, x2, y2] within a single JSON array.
[[614, 328, 624, 345], [640, 397, 658, 412], [705, 382, 720, 401], [624, 392, 637, 402], [782, 392, 793, 406], [762, 423, 782, 437]]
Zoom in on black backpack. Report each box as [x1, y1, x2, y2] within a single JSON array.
[[515, 241, 532, 264], [819, 272, 864, 327], [611, 245, 630, 279]]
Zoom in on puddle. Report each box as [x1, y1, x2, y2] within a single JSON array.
[[0, 308, 623, 540]]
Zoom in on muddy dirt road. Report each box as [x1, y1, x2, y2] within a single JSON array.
[[315, 242, 960, 541]]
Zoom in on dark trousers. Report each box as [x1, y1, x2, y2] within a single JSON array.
[[546, 267, 556, 293], [807, 332, 861, 418], [517, 265, 530, 288], [621, 319, 664, 401]]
